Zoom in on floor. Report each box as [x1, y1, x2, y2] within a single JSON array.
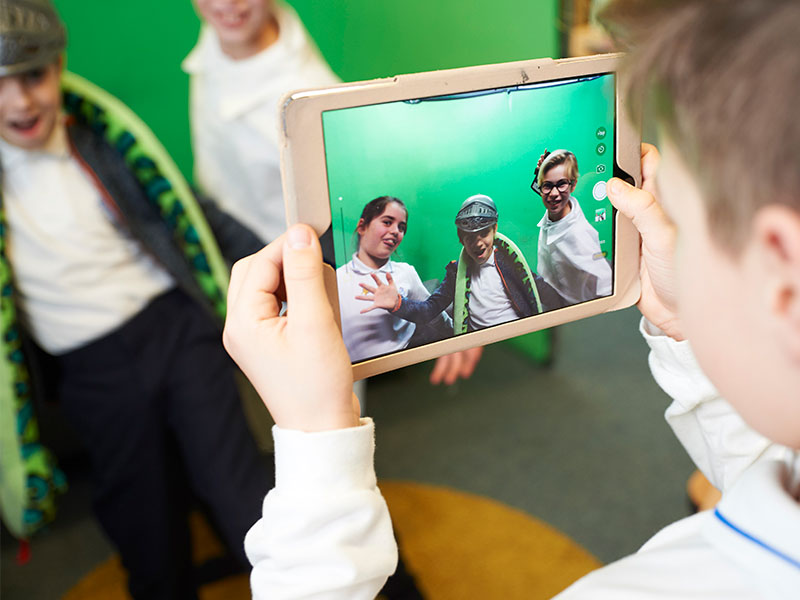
[[0, 306, 695, 598]]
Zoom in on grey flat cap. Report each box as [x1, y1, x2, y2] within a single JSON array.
[[0, 0, 66, 77]]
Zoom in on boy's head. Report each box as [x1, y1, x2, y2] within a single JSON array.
[[538, 149, 578, 221], [0, 0, 65, 150], [603, 0, 800, 447], [455, 195, 498, 265], [193, 0, 278, 60]]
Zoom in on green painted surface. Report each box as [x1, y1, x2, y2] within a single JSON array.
[[291, 0, 560, 80], [52, 1, 201, 180], [51, 1, 559, 181], [323, 74, 615, 282]]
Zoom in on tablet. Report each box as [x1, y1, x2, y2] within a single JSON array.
[[280, 53, 641, 379]]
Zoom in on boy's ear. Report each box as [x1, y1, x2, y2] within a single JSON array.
[[754, 204, 800, 363]]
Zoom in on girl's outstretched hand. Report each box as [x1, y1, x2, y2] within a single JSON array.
[[223, 224, 360, 432], [607, 143, 684, 341], [356, 273, 401, 313]]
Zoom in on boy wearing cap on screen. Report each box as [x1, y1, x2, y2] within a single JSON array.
[[0, 2, 271, 597], [358, 193, 565, 335]]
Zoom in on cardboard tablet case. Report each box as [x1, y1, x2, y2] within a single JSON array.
[[280, 53, 641, 379]]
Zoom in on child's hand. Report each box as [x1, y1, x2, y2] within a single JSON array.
[[536, 148, 549, 170], [356, 273, 401, 314], [429, 346, 484, 385], [223, 225, 360, 432], [607, 143, 684, 341]]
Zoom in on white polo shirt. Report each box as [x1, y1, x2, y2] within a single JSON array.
[[183, 1, 339, 243], [0, 124, 174, 354], [336, 255, 430, 363], [467, 248, 519, 329]]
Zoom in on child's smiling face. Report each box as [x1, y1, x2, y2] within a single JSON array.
[[356, 202, 407, 268], [540, 163, 575, 221], [194, 0, 278, 59], [0, 62, 62, 151]]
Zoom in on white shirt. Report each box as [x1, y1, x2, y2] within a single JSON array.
[[0, 124, 174, 354], [336, 255, 430, 363], [537, 197, 612, 304], [468, 249, 519, 329], [247, 319, 800, 599], [183, 2, 339, 243]]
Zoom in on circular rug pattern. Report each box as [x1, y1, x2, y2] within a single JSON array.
[[65, 480, 600, 599]]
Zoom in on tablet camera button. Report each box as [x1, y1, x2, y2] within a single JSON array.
[[592, 181, 607, 201]]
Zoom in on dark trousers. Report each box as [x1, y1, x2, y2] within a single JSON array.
[[55, 289, 273, 600]]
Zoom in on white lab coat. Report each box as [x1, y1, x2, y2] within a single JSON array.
[[537, 197, 612, 304], [245, 320, 800, 599], [183, 2, 339, 243]]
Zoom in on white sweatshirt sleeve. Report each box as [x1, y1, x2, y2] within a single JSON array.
[[246, 418, 398, 599], [641, 318, 792, 492]]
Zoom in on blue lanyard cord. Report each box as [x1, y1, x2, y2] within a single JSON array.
[[714, 508, 800, 570]]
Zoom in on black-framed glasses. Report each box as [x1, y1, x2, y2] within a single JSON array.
[[540, 178, 573, 194]]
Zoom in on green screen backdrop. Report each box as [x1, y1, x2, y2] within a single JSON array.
[[324, 74, 615, 283], [51, 0, 559, 181]]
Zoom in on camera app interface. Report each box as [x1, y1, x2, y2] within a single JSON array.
[[322, 73, 616, 363]]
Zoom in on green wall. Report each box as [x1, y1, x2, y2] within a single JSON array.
[[324, 75, 615, 281], [51, 0, 559, 181]]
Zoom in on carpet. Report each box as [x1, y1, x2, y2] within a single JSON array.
[[64, 480, 600, 599]]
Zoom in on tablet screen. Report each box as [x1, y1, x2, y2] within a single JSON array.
[[321, 73, 617, 364]]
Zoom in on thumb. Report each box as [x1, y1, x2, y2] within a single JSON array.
[[607, 177, 673, 240], [282, 224, 332, 323]]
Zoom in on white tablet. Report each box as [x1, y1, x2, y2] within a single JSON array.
[[280, 53, 641, 379]]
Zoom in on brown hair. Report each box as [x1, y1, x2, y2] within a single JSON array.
[[600, 0, 800, 250], [354, 196, 408, 249], [538, 150, 579, 187]]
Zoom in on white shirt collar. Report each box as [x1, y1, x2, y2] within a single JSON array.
[[182, 2, 307, 120], [537, 196, 579, 226], [537, 197, 581, 242], [704, 458, 800, 598], [349, 253, 394, 276]]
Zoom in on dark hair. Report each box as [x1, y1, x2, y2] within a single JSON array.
[[599, 0, 800, 251], [354, 196, 408, 249]]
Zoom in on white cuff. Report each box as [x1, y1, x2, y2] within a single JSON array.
[[639, 317, 719, 409], [272, 418, 377, 496]]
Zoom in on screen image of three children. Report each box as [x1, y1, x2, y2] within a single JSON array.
[[336, 149, 612, 363]]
